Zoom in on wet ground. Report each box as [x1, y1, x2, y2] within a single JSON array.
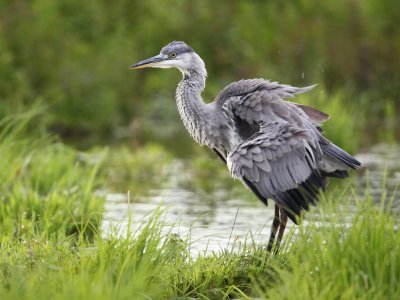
[[102, 144, 400, 254]]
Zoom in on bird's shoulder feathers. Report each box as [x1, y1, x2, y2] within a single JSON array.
[[216, 78, 327, 127]]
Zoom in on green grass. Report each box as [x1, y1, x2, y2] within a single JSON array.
[[0, 112, 399, 299], [265, 193, 400, 299], [1, 189, 399, 299], [0, 110, 105, 240]]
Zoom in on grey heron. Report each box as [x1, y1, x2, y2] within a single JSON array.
[[129, 41, 361, 252]]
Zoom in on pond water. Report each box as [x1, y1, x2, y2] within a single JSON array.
[[102, 144, 400, 254]]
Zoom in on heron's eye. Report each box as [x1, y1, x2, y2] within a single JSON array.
[[170, 52, 177, 59]]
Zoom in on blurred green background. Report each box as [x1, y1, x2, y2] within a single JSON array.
[[1, 0, 399, 154]]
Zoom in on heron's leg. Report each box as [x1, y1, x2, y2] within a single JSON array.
[[267, 204, 280, 252], [275, 208, 288, 252]]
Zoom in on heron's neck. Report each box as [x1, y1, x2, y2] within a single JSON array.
[[176, 67, 210, 146]]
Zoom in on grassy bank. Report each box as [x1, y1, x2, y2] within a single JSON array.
[[1, 186, 399, 299], [266, 197, 400, 299], [0, 110, 105, 240]]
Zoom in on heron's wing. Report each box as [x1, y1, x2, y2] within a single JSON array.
[[217, 79, 326, 222], [216, 79, 316, 104], [218, 79, 359, 222], [227, 121, 325, 223], [217, 79, 324, 128]]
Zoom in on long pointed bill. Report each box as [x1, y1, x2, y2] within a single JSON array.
[[129, 55, 165, 69]]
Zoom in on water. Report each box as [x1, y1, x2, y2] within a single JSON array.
[[102, 163, 278, 254], [355, 144, 400, 208], [102, 144, 400, 254]]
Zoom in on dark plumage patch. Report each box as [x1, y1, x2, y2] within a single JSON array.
[[160, 41, 194, 56], [275, 171, 326, 224], [241, 167, 326, 224], [322, 170, 348, 178], [234, 116, 259, 140], [213, 148, 227, 164]]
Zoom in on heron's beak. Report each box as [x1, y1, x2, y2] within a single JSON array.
[[129, 55, 165, 69]]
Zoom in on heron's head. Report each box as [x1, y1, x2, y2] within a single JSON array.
[[129, 41, 205, 75]]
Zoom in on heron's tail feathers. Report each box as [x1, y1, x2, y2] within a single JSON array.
[[321, 142, 361, 170]]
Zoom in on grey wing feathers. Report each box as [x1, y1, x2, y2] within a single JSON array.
[[228, 122, 318, 190], [218, 78, 360, 223], [218, 79, 329, 127], [216, 79, 317, 103], [227, 121, 324, 223], [219, 79, 320, 128]]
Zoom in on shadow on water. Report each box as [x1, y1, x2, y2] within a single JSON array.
[[102, 144, 400, 254]]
